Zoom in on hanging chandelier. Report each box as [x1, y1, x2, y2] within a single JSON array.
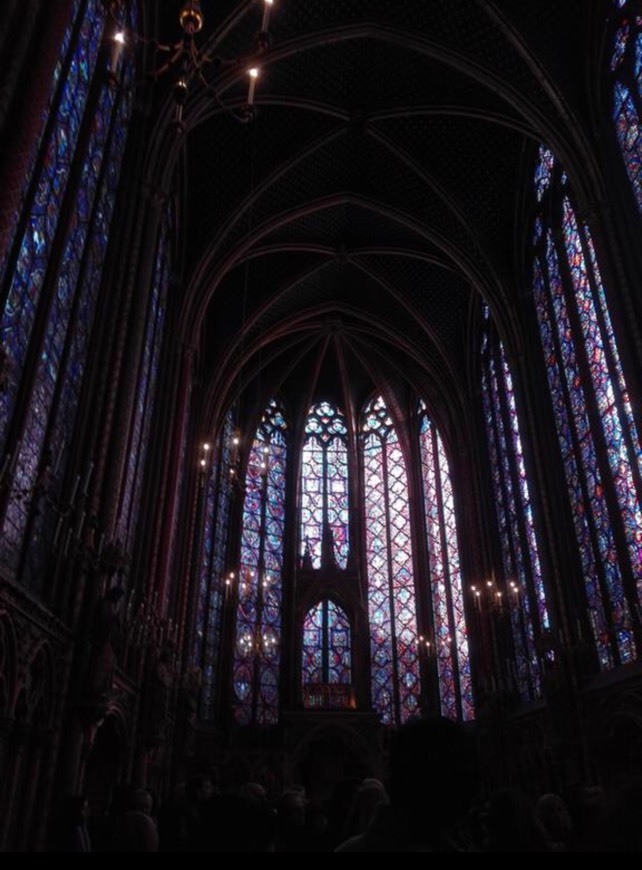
[[105, 0, 277, 127]]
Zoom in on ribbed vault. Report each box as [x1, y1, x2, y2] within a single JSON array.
[[142, 0, 601, 441]]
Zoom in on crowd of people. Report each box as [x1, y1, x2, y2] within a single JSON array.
[[47, 715, 642, 852]]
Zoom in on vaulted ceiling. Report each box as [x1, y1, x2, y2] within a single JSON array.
[[143, 0, 604, 440]]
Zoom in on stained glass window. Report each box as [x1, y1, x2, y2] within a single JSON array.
[[362, 395, 419, 725], [302, 599, 352, 685], [532, 144, 641, 667], [233, 399, 287, 725], [0, 0, 83, 280], [0, 0, 138, 579], [193, 412, 234, 719], [300, 401, 350, 568], [480, 314, 550, 701], [418, 406, 474, 721], [0, 0, 107, 455], [610, 3, 642, 211]]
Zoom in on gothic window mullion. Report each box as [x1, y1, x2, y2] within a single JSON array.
[[539, 237, 619, 663], [205, 418, 234, 717], [552, 222, 633, 660], [494, 348, 544, 698], [431, 426, 463, 720], [496, 353, 539, 614], [485, 351, 522, 586], [199, 481, 217, 711], [251, 459, 269, 725], [484, 355, 529, 696], [322, 600, 329, 683], [322, 442, 328, 543], [381, 436, 401, 726]]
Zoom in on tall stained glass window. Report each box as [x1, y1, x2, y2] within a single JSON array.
[[192, 412, 234, 719], [0, 0, 83, 278], [418, 404, 474, 721], [479, 316, 549, 701], [610, 2, 642, 212], [302, 599, 352, 686], [300, 401, 350, 568], [362, 395, 419, 725], [0, 0, 138, 579], [233, 399, 287, 725], [532, 144, 642, 668]]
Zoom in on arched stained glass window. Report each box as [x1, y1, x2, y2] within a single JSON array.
[[610, 2, 642, 212], [532, 145, 642, 668], [0, 0, 138, 580], [192, 412, 234, 720], [418, 406, 474, 721], [362, 395, 419, 725], [300, 401, 350, 568], [302, 599, 352, 685], [233, 399, 287, 725], [480, 314, 549, 701]]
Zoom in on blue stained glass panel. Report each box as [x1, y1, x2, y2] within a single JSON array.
[[0, 0, 105, 457], [233, 400, 287, 725], [533, 145, 639, 667], [300, 402, 349, 569], [363, 396, 419, 725]]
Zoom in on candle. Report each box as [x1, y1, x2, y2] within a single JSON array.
[[247, 67, 258, 105], [110, 30, 126, 77], [261, 0, 273, 31]]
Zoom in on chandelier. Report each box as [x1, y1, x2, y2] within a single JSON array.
[[105, 0, 277, 127]]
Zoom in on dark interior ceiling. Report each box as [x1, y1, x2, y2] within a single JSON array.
[[145, 0, 599, 440]]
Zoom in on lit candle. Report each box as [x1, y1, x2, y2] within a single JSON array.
[[261, 0, 273, 31], [109, 30, 126, 78], [247, 67, 259, 105]]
